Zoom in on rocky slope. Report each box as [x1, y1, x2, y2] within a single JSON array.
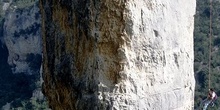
[[40, 0, 196, 109]]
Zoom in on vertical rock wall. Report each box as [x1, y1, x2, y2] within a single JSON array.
[[123, 1, 196, 109], [40, 0, 196, 110]]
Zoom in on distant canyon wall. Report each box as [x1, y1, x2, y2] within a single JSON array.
[[1, 0, 42, 75], [0, 0, 46, 109], [40, 0, 196, 110]]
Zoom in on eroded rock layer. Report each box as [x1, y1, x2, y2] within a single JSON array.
[[40, 0, 196, 109]]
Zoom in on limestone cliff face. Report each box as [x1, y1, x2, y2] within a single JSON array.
[[40, 0, 196, 110]]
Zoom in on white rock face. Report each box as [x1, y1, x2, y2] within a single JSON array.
[[3, 3, 10, 11], [114, 0, 196, 109], [98, 0, 196, 109], [2, 0, 12, 11]]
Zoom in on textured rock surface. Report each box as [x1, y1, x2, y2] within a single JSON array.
[[0, 0, 48, 109], [40, 0, 196, 110], [2, 1, 42, 75]]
